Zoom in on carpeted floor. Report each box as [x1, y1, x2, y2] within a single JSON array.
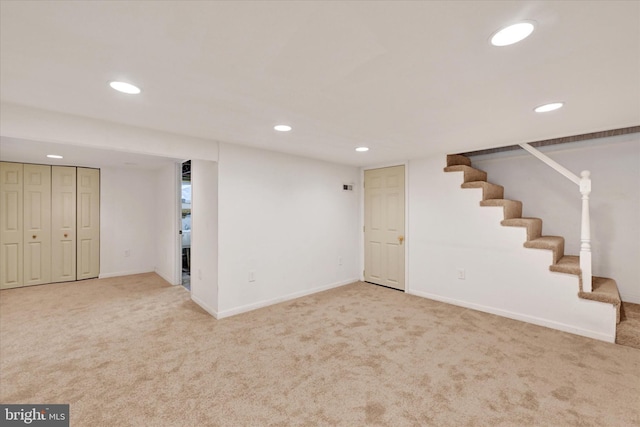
[[1, 273, 639, 426], [618, 302, 640, 349]]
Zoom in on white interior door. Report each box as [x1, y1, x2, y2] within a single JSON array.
[[23, 163, 52, 286], [76, 167, 100, 280], [0, 162, 24, 289], [51, 166, 76, 283], [364, 165, 405, 290]]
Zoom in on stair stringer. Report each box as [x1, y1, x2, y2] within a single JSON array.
[[407, 159, 616, 342]]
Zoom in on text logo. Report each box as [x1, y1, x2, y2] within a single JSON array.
[[1, 405, 69, 426]]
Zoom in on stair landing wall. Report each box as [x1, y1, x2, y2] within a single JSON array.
[[471, 134, 640, 304], [407, 155, 616, 342]]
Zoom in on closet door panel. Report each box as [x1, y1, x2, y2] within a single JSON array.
[[51, 166, 77, 283], [0, 162, 23, 289], [77, 168, 99, 280], [23, 164, 52, 286]]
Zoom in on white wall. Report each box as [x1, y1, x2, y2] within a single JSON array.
[[472, 134, 640, 303], [100, 167, 157, 278], [190, 160, 219, 316], [216, 143, 360, 317], [408, 154, 616, 342], [154, 162, 180, 285]]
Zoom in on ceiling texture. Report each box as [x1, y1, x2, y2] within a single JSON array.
[[1, 1, 639, 167]]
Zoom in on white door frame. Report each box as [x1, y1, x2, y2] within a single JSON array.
[[174, 161, 185, 287], [360, 161, 409, 292]]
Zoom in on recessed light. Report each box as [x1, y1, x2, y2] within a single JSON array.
[[109, 81, 141, 94], [355, 147, 369, 152], [274, 125, 292, 132], [491, 22, 535, 46], [46, 154, 63, 159], [534, 102, 564, 113]]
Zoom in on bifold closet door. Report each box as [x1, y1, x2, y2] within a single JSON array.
[[1, 163, 100, 288], [51, 166, 77, 283], [0, 162, 24, 289], [23, 164, 52, 286], [77, 167, 99, 280]]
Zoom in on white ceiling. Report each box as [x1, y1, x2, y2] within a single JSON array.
[[1, 1, 638, 167], [0, 136, 181, 170]]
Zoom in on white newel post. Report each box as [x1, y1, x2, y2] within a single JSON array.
[[579, 170, 592, 292]]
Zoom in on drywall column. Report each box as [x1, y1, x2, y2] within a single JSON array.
[[190, 160, 219, 316], [154, 162, 181, 285], [216, 143, 360, 317]]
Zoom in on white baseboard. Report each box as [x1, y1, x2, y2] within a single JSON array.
[[98, 269, 154, 279], [407, 289, 616, 343], [620, 291, 640, 305], [191, 294, 219, 319], [216, 278, 358, 319]]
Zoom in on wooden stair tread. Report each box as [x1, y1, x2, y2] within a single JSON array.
[[550, 255, 580, 275], [591, 277, 621, 300], [579, 277, 622, 324], [501, 217, 543, 241], [461, 181, 505, 200], [479, 199, 523, 219], [443, 165, 488, 183], [523, 236, 565, 264], [446, 154, 472, 167], [524, 235, 565, 246]]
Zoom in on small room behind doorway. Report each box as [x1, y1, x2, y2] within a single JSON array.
[[181, 160, 191, 290]]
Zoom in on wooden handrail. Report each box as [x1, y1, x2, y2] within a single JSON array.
[[518, 143, 592, 292], [519, 143, 580, 185]]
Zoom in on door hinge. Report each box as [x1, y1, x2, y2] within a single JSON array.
[[363, 270, 365, 276], [363, 225, 365, 232]]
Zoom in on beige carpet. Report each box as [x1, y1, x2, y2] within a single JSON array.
[[1, 273, 639, 426], [618, 302, 640, 349]]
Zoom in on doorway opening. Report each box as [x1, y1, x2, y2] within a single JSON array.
[[181, 161, 191, 290]]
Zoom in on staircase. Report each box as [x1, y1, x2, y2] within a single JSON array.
[[444, 154, 636, 347]]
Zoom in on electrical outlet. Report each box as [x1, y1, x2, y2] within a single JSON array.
[[249, 271, 256, 282], [124, 250, 130, 257], [456, 268, 465, 280], [338, 257, 343, 266]]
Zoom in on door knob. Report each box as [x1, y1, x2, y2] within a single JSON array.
[[398, 236, 404, 244], [64, 233, 68, 238], [32, 235, 36, 239]]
